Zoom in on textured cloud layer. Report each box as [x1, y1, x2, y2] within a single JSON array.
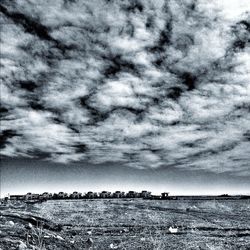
[[1, 0, 250, 175]]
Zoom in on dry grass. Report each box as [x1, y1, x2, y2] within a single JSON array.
[[1, 199, 250, 249], [26, 223, 46, 250]]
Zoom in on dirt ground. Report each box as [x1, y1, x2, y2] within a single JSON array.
[[1, 199, 250, 249]]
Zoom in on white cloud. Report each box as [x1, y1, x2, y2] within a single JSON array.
[[1, 0, 249, 175]]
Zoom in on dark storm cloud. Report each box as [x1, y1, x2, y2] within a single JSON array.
[[1, 0, 250, 175]]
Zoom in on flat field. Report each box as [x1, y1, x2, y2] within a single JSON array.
[[0, 199, 250, 249]]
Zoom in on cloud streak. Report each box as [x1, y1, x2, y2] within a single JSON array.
[[1, 0, 250, 175]]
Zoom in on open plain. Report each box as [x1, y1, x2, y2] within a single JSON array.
[[0, 199, 250, 249]]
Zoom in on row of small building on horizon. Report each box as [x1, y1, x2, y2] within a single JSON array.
[[6, 191, 170, 201]]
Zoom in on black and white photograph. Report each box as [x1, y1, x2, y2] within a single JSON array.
[[0, 0, 250, 249]]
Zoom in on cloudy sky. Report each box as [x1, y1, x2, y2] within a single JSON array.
[[0, 0, 250, 194]]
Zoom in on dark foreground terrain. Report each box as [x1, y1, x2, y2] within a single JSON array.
[[0, 199, 250, 249]]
